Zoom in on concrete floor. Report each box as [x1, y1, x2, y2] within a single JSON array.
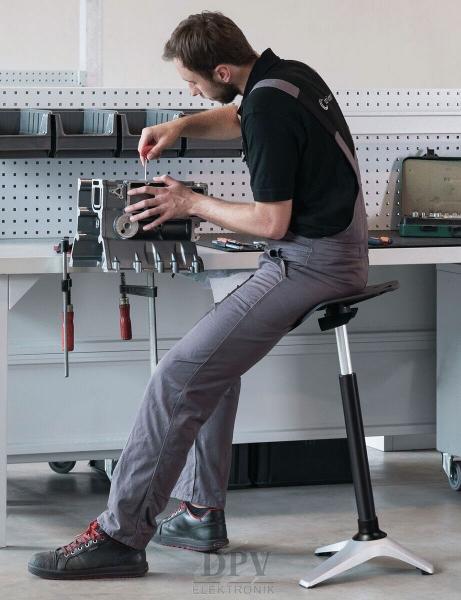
[[0, 448, 460, 599]]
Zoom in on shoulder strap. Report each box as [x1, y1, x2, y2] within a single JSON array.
[[249, 75, 360, 183]]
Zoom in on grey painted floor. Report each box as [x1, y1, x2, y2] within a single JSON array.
[[0, 448, 460, 599]]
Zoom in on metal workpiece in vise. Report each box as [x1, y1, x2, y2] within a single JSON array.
[[70, 178, 207, 274]]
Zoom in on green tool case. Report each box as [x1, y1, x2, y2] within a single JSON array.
[[399, 150, 461, 237]]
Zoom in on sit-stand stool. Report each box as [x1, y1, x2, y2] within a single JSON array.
[[295, 280, 434, 588]]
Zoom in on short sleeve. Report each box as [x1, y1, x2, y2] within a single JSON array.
[[242, 105, 304, 201]]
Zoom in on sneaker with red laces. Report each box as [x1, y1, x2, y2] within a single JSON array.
[[28, 519, 148, 580], [153, 501, 229, 552]]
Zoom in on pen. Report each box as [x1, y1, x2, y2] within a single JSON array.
[[212, 240, 243, 250]]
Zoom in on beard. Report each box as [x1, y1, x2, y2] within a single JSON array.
[[210, 81, 240, 104]]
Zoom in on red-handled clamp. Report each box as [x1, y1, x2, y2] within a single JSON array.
[[56, 238, 73, 377], [119, 273, 132, 340]]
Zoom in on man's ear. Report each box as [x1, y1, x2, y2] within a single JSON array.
[[213, 64, 231, 83]]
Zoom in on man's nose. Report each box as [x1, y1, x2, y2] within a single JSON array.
[[189, 84, 199, 96]]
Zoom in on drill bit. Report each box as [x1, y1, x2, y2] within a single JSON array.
[[144, 158, 148, 182]]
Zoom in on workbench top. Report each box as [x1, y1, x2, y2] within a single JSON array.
[[0, 239, 259, 274], [1, 236, 461, 275]]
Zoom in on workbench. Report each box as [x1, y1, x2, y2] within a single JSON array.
[[0, 236, 458, 547]]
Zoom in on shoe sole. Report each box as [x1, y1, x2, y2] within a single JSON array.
[[153, 534, 229, 553], [27, 562, 148, 580]]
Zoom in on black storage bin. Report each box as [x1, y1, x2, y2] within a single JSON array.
[[249, 439, 353, 487], [181, 109, 242, 157], [0, 109, 51, 157], [182, 137, 242, 158], [118, 109, 183, 157], [227, 444, 252, 489], [52, 109, 118, 157]]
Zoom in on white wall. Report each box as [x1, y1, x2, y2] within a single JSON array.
[[0, 0, 79, 71], [0, 0, 460, 89], [102, 0, 461, 89]]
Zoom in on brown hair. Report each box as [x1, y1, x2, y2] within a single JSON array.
[[163, 11, 257, 78]]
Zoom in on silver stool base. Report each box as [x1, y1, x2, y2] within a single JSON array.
[[299, 536, 434, 588]]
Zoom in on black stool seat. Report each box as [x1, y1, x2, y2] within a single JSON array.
[[293, 280, 400, 332], [315, 280, 399, 312]]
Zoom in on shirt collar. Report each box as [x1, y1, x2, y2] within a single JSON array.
[[237, 48, 281, 114]]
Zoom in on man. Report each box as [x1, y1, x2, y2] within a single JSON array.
[[28, 11, 368, 579]]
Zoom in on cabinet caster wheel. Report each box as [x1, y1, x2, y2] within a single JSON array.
[[448, 461, 461, 491], [48, 461, 76, 474]]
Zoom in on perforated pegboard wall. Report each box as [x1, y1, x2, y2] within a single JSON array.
[[0, 71, 84, 87], [1, 87, 460, 112], [355, 133, 461, 230], [1, 87, 461, 239], [0, 87, 216, 110], [0, 156, 250, 238], [336, 89, 461, 113]]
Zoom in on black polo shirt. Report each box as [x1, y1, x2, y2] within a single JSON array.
[[237, 49, 358, 238]]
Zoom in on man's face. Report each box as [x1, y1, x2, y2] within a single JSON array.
[[174, 59, 240, 104]]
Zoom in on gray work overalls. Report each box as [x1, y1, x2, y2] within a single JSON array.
[[97, 71, 369, 550]]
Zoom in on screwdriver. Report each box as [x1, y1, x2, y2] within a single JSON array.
[[368, 235, 393, 246]]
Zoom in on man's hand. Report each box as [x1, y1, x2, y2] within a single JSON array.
[[125, 175, 196, 230], [138, 120, 184, 165]]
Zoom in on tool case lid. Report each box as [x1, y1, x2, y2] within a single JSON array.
[[402, 153, 461, 217]]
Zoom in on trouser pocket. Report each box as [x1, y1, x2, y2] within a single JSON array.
[[267, 249, 287, 278], [214, 274, 255, 307], [267, 245, 313, 274]]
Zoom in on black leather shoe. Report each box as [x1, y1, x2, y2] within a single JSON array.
[[28, 520, 148, 580], [153, 501, 229, 552]]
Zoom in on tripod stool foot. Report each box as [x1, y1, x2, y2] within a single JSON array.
[[299, 536, 434, 589]]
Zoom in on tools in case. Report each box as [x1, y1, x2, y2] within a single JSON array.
[[399, 149, 461, 238]]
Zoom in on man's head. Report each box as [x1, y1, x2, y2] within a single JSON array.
[[163, 11, 258, 103]]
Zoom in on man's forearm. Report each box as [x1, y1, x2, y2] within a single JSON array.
[[189, 193, 274, 238], [180, 105, 241, 140]]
